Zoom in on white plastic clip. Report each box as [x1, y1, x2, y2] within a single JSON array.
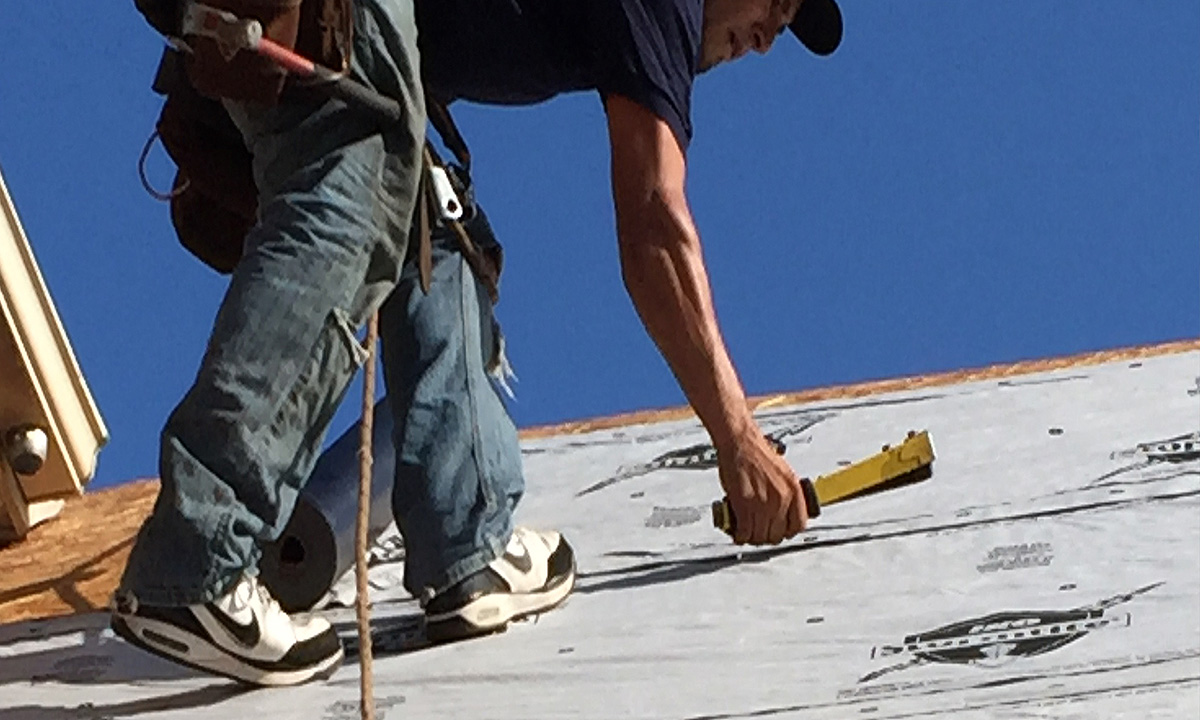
[[429, 166, 464, 222]]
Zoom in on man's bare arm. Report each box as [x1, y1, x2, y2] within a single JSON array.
[[602, 93, 806, 544], [603, 94, 753, 451]]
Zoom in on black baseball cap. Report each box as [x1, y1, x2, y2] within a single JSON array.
[[789, 0, 843, 56]]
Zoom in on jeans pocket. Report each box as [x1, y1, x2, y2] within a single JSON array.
[[258, 307, 366, 455]]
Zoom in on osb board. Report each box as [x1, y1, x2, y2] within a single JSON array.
[[1, 338, 1195, 625], [0, 479, 156, 625]]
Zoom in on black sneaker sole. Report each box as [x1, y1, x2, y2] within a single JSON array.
[[425, 540, 577, 644], [111, 614, 343, 687], [424, 616, 511, 645], [424, 580, 574, 645]]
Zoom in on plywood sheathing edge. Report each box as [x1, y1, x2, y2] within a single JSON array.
[[518, 337, 1200, 439], [0, 479, 157, 625]]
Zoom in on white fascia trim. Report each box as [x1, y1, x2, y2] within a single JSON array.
[[0, 163, 109, 505]]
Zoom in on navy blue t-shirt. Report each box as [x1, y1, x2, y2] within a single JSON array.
[[416, 0, 703, 149]]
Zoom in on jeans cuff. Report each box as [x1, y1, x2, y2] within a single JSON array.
[[118, 566, 238, 607], [420, 525, 513, 601], [117, 511, 253, 607]]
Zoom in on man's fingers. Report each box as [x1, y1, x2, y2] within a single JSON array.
[[732, 501, 769, 545], [786, 484, 806, 537], [751, 504, 770, 545], [766, 513, 787, 545], [732, 499, 752, 545]]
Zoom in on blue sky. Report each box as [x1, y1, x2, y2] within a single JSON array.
[[1, 1, 1196, 490]]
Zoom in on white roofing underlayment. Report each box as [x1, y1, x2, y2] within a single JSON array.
[[2, 349, 1198, 719]]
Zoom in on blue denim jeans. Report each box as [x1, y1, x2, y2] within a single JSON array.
[[381, 210, 524, 600], [118, 0, 425, 606]]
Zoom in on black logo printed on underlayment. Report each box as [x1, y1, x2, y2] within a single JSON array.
[[859, 582, 1162, 683], [576, 414, 832, 496], [1116, 432, 1200, 463], [977, 543, 1054, 573]]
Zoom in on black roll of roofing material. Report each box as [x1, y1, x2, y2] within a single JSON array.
[[258, 396, 398, 612]]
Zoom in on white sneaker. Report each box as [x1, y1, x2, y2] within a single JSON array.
[[424, 527, 576, 642], [111, 572, 343, 686]]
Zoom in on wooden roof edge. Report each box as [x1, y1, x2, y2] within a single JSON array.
[[516, 337, 1200, 439]]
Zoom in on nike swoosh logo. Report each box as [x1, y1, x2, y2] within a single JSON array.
[[208, 604, 261, 647], [504, 546, 533, 574]]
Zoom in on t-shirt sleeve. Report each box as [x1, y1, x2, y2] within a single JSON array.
[[588, 0, 703, 151]]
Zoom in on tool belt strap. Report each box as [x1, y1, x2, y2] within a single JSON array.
[[416, 99, 500, 304]]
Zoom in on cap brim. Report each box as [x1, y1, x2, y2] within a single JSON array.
[[788, 0, 842, 56]]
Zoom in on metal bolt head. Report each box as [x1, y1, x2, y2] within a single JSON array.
[[5, 425, 49, 476]]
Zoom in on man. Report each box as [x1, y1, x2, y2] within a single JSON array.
[[111, 0, 840, 689], [413, 0, 841, 549], [358, 0, 841, 659], [370, 0, 843, 651]]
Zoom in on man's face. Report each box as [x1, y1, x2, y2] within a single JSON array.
[[699, 0, 802, 72]]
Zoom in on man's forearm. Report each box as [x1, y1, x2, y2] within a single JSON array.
[[617, 192, 756, 451]]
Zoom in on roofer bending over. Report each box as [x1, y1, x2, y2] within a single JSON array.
[[364, 0, 841, 652], [412, 0, 841, 547], [110, 0, 841, 688], [369, 0, 843, 651]]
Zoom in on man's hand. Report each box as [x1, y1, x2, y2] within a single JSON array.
[[718, 430, 808, 545]]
